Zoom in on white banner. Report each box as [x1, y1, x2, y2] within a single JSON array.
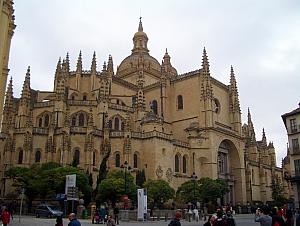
[[137, 189, 144, 220], [143, 189, 147, 216], [65, 174, 76, 194]]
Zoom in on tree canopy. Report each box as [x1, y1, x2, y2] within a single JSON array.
[[143, 179, 174, 209], [95, 170, 138, 205], [176, 177, 229, 204], [5, 162, 92, 201]]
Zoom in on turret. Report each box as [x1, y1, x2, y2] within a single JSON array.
[[107, 55, 114, 76], [1, 77, 14, 132], [91, 51, 97, 90], [247, 108, 257, 145], [229, 66, 241, 133], [75, 51, 82, 90], [132, 18, 149, 54], [261, 128, 267, 148], [18, 66, 32, 128], [54, 57, 62, 91], [200, 47, 214, 127], [20, 66, 31, 105], [162, 48, 177, 77]]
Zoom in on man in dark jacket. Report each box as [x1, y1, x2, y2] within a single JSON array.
[[68, 213, 81, 226], [168, 211, 181, 226]]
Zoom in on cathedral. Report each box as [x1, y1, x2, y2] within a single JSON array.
[[0, 2, 292, 205]]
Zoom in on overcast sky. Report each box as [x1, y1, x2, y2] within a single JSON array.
[[8, 0, 300, 166]]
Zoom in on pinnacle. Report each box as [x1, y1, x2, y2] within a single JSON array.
[[138, 17, 143, 31]]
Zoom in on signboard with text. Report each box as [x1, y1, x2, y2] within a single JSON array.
[[65, 174, 76, 194]]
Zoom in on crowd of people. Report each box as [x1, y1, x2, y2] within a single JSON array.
[[255, 205, 300, 226]]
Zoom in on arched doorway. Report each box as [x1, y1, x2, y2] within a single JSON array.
[[217, 139, 243, 205]]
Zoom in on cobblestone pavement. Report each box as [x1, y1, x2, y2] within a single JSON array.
[[8, 214, 256, 226]]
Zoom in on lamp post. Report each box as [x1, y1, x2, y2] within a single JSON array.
[[121, 161, 131, 209], [191, 172, 198, 208]]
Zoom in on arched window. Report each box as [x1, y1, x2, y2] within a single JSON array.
[[151, 100, 158, 115], [109, 120, 112, 129], [183, 156, 187, 174], [177, 95, 183, 110], [175, 155, 180, 173], [38, 118, 43, 127], [44, 114, 49, 127], [114, 117, 120, 130], [93, 151, 96, 166], [79, 113, 84, 126], [115, 153, 120, 167], [71, 116, 76, 126], [252, 169, 255, 184], [73, 149, 80, 166], [18, 150, 23, 164], [83, 95, 87, 101], [35, 150, 41, 163], [71, 95, 75, 100], [134, 153, 138, 168]]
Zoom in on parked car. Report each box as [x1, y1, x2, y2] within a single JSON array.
[[35, 204, 63, 218]]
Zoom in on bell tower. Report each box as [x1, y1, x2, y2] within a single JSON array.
[[0, 0, 16, 128]]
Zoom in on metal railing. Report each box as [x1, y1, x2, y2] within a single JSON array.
[[33, 127, 49, 135], [109, 103, 134, 112], [287, 125, 300, 134], [34, 101, 54, 108], [70, 126, 87, 133], [68, 100, 97, 106]]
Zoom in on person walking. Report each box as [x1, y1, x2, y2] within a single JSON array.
[[254, 206, 272, 226], [113, 205, 119, 225], [106, 215, 116, 226], [55, 216, 63, 226], [168, 211, 181, 226], [203, 215, 217, 226], [1, 207, 11, 226], [68, 213, 81, 226]]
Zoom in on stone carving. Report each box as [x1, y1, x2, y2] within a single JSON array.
[[166, 168, 173, 182], [156, 165, 163, 179]]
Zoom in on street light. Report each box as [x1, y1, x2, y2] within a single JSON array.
[[191, 172, 198, 208], [121, 161, 131, 209]]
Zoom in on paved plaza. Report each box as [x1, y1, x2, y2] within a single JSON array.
[[8, 214, 256, 226]]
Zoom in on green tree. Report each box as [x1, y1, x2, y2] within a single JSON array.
[[143, 179, 174, 209], [271, 177, 287, 206], [176, 177, 229, 205], [95, 170, 138, 205], [198, 177, 229, 204], [5, 163, 92, 203], [176, 180, 202, 204]]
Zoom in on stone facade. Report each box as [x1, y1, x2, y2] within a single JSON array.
[[282, 104, 300, 208], [0, 18, 291, 205], [0, 0, 15, 127]]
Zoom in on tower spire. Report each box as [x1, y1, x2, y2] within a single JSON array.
[[4, 77, 13, 111], [107, 54, 114, 75], [21, 66, 31, 102], [138, 16, 143, 31], [76, 51, 82, 73], [2, 77, 14, 132], [132, 18, 149, 54], [54, 57, 62, 91], [229, 65, 240, 113], [202, 47, 210, 77], [91, 51, 97, 74], [262, 128, 267, 147], [65, 52, 70, 72]]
